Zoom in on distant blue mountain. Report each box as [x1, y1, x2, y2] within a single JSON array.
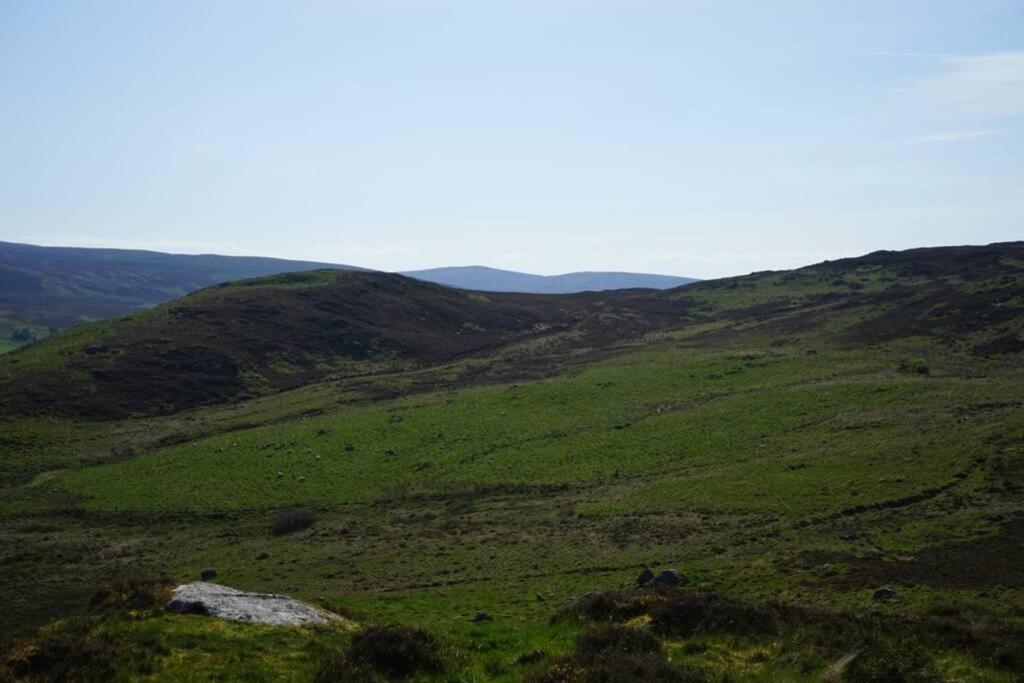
[[401, 265, 697, 294]]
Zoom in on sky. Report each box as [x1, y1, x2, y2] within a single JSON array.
[[1, 1, 1022, 279]]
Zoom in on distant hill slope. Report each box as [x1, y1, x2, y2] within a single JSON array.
[[0, 241, 364, 341], [402, 265, 697, 293], [0, 243, 694, 346], [1, 242, 1021, 420], [0, 270, 691, 418]]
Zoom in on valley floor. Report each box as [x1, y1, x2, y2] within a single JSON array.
[[3, 327, 1023, 680]]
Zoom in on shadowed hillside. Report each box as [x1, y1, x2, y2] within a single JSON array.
[[0, 270, 694, 419], [0, 241, 363, 343]]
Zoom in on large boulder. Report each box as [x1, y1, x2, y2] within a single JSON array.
[[168, 582, 344, 626]]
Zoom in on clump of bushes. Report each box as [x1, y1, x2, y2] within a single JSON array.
[[271, 507, 316, 535], [87, 577, 175, 614], [843, 634, 940, 682], [899, 358, 930, 375], [2, 618, 156, 681], [532, 624, 707, 682], [315, 625, 447, 681]]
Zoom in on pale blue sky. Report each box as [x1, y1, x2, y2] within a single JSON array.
[[1, 1, 1021, 278]]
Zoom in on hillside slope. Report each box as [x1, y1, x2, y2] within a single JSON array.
[[0, 241, 363, 342], [3, 242, 1021, 420], [0, 270, 695, 419], [402, 265, 697, 293], [2, 242, 1024, 680]]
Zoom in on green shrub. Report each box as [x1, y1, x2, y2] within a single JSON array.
[[315, 626, 446, 681], [271, 508, 315, 535], [87, 577, 175, 613], [899, 358, 930, 375]]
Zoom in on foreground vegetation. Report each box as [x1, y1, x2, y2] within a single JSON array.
[[1, 243, 1022, 680]]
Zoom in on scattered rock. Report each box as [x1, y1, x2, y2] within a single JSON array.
[[200, 568, 217, 580], [653, 569, 683, 588], [256, 552, 269, 561], [472, 611, 493, 623], [168, 582, 343, 626], [635, 567, 655, 587], [535, 593, 545, 602], [297, 476, 306, 483], [865, 547, 885, 559], [873, 586, 898, 602], [344, 444, 355, 452], [839, 531, 858, 541]]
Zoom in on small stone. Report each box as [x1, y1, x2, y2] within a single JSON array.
[[200, 568, 217, 580], [472, 611, 493, 623], [839, 531, 858, 541], [535, 593, 545, 602], [873, 586, 898, 602], [297, 476, 306, 482]]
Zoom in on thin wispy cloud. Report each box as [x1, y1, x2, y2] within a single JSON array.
[[906, 51, 1024, 119], [903, 129, 1000, 145], [16, 234, 250, 255]]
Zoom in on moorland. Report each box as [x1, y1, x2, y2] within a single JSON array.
[[1, 242, 1023, 681]]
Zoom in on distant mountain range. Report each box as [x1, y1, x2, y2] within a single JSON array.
[[400, 265, 696, 293], [0, 241, 696, 343]]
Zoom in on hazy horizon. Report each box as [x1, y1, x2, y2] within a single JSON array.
[[2, 1, 1021, 279]]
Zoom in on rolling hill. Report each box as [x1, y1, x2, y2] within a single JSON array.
[[1, 242, 1023, 681], [0, 243, 697, 350], [402, 265, 697, 293], [0, 241, 363, 341]]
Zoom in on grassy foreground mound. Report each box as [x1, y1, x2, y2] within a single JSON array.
[[1, 243, 1022, 680]]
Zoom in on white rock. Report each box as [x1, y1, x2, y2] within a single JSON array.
[[168, 582, 342, 626]]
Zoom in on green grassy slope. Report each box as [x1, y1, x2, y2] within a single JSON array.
[[1, 243, 1023, 681]]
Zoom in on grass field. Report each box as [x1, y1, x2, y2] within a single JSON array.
[[2, 244, 1023, 681]]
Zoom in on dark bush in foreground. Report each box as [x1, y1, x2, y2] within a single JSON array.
[[556, 588, 1024, 679], [271, 507, 315, 535], [843, 634, 940, 682], [2, 619, 155, 682], [315, 626, 446, 681], [87, 576, 175, 613], [532, 624, 706, 683], [575, 624, 664, 659]]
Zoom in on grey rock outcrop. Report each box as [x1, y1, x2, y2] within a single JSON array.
[[168, 582, 343, 626]]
